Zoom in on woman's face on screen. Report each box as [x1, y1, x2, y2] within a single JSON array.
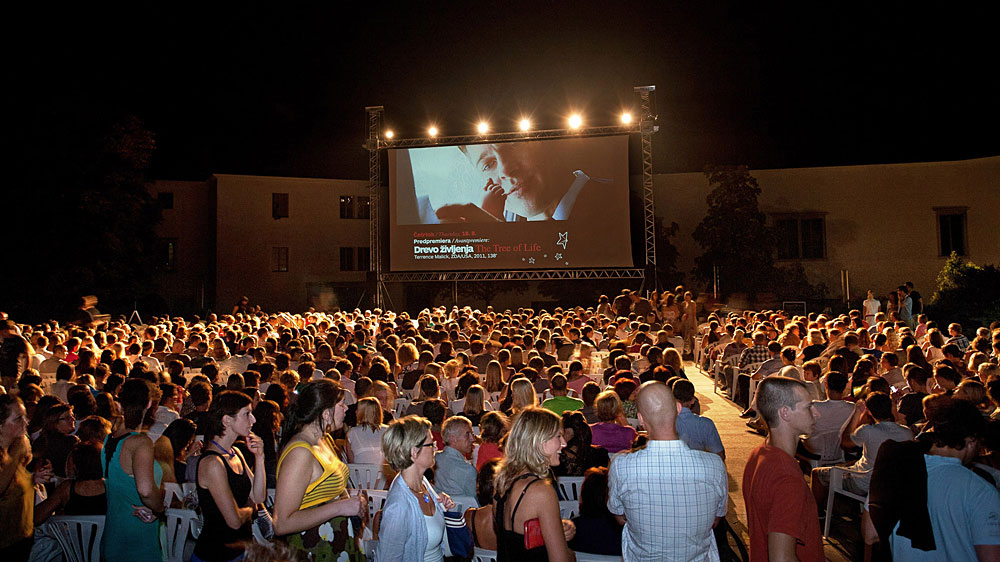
[[463, 143, 548, 217]]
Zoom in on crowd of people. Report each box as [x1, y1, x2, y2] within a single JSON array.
[[0, 282, 997, 562]]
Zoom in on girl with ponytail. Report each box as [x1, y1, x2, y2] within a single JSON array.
[[273, 379, 366, 561]]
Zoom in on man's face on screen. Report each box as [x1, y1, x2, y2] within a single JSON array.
[[463, 143, 554, 217]]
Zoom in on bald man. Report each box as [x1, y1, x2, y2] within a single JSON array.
[[607, 381, 728, 562]]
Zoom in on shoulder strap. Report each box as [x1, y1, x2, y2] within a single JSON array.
[[509, 475, 543, 528]]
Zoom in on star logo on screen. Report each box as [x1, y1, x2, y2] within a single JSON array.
[[557, 232, 569, 249], [555, 253, 562, 260], [528, 257, 535, 264]]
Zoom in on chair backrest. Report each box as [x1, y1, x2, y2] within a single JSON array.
[[558, 499, 579, 519], [365, 489, 389, 521], [47, 515, 105, 562], [557, 476, 585, 501], [474, 547, 499, 562], [265, 487, 276, 511], [164, 508, 201, 562], [348, 462, 385, 490], [807, 429, 846, 465], [394, 397, 410, 419], [163, 482, 184, 508]]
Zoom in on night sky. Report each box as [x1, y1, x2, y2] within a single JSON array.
[[12, 2, 1000, 182]]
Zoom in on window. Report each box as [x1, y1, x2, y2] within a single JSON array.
[[157, 192, 174, 210], [339, 196, 355, 219], [272, 193, 289, 219], [773, 214, 826, 260], [357, 247, 371, 271], [936, 207, 967, 256], [161, 238, 177, 270], [271, 247, 289, 272], [357, 196, 371, 219], [340, 247, 356, 271]]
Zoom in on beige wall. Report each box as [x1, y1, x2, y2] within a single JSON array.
[[655, 156, 1000, 302], [213, 174, 370, 313], [149, 180, 215, 314]]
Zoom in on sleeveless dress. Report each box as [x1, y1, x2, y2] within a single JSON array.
[[494, 474, 548, 562], [276, 434, 363, 562], [102, 432, 163, 562], [194, 450, 252, 561]]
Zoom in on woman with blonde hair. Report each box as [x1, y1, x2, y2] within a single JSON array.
[[661, 348, 685, 378], [484, 361, 504, 395], [492, 407, 573, 562], [461, 385, 487, 426], [346, 397, 388, 465], [441, 359, 462, 402], [508, 378, 537, 418]]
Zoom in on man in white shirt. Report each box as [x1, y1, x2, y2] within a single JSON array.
[[608, 381, 727, 561]]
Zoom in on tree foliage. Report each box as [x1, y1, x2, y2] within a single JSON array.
[[929, 253, 1000, 328]]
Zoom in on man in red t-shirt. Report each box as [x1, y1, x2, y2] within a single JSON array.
[[743, 376, 824, 562]]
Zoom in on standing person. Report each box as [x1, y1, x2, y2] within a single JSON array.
[[492, 407, 575, 562], [742, 376, 824, 562], [377, 415, 455, 562], [897, 286, 914, 330], [680, 291, 698, 357], [273, 380, 366, 562], [194, 390, 267, 562], [103, 379, 165, 562], [0, 396, 34, 561], [862, 290, 881, 327], [607, 381, 727, 561]]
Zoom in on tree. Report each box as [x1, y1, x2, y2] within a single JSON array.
[[929, 253, 1000, 328], [692, 166, 775, 296]]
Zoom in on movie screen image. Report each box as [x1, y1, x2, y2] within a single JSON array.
[[388, 135, 632, 271]]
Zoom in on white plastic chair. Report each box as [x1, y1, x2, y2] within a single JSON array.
[[47, 515, 105, 562], [823, 466, 870, 540], [163, 482, 184, 508], [394, 397, 410, 419], [804, 430, 846, 469], [474, 547, 499, 562], [451, 494, 479, 512], [558, 499, 579, 519], [165, 508, 201, 562], [265, 487, 276, 511], [365, 489, 389, 521], [626, 417, 640, 429], [348, 462, 385, 490], [556, 476, 585, 502]]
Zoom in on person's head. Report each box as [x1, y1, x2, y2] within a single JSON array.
[[69, 442, 104, 481], [756, 376, 817, 435], [162, 418, 198, 460], [0, 395, 27, 444], [904, 364, 930, 390], [595, 389, 624, 423], [476, 459, 500, 507], [463, 384, 486, 415], [954, 380, 988, 409], [934, 363, 962, 391], [864, 391, 893, 422], [459, 142, 559, 218], [442, 415, 475, 456], [671, 378, 696, 407], [75, 415, 111, 444], [920, 398, 986, 464], [421, 398, 447, 426], [280, 379, 346, 448], [494, 407, 564, 494], [549, 373, 568, 396], [119, 378, 154, 430], [355, 397, 384, 431], [510, 378, 537, 411], [418, 375, 440, 400], [204, 390, 253, 444], [560, 410, 592, 449], [381, 415, 434, 472], [579, 466, 612, 518], [580, 382, 601, 407]]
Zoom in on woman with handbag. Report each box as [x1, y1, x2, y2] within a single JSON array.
[[193, 390, 267, 562], [376, 415, 456, 562], [273, 380, 367, 561], [493, 407, 575, 562]]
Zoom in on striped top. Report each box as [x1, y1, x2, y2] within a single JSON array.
[[277, 433, 349, 509]]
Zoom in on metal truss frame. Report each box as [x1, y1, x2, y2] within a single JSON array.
[[380, 268, 645, 283], [375, 124, 639, 150], [635, 85, 658, 288]]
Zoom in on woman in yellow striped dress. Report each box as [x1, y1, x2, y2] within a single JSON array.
[[273, 380, 367, 561]]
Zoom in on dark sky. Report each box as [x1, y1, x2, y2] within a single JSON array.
[[11, 2, 1000, 181]]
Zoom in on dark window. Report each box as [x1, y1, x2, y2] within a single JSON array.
[[272, 247, 289, 272], [773, 215, 826, 260], [340, 247, 356, 271], [358, 247, 371, 271], [272, 193, 289, 219], [937, 209, 967, 256], [158, 192, 174, 210], [340, 196, 354, 219], [357, 196, 371, 219], [161, 238, 177, 270]]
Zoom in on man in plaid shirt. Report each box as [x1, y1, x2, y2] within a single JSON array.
[[735, 332, 771, 413]]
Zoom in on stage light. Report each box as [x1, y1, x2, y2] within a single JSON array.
[[620, 112, 632, 124], [477, 121, 489, 134], [384, 130, 394, 139], [568, 114, 582, 129], [428, 126, 438, 137], [519, 118, 531, 131]]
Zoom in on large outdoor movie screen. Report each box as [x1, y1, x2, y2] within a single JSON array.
[[389, 135, 632, 271]]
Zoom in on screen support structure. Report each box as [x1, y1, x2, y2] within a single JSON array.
[[364, 86, 658, 303]]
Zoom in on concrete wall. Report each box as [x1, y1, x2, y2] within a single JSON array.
[[213, 174, 370, 313], [655, 156, 1000, 301], [149, 180, 215, 315]]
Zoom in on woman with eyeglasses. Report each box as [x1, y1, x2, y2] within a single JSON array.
[[273, 380, 366, 562], [377, 415, 456, 561]]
